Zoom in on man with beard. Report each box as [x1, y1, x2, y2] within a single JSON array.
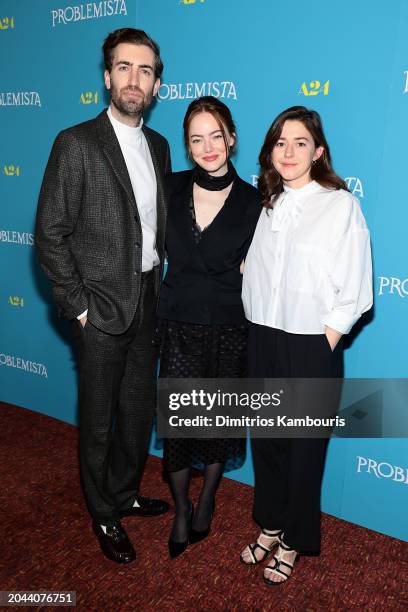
[[35, 29, 171, 564]]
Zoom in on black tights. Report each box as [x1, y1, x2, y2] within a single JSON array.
[[168, 462, 224, 542]]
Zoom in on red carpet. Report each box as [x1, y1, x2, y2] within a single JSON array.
[[1, 402, 407, 611]]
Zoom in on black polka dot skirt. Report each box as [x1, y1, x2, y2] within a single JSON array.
[[158, 319, 247, 473]]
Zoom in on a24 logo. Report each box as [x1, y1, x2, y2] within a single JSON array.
[[299, 80, 329, 96], [0, 17, 14, 30], [80, 92, 99, 105], [9, 296, 24, 307], [3, 165, 20, 176]]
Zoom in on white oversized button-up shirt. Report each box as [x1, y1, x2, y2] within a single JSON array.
[[242, 181, 373, 335]]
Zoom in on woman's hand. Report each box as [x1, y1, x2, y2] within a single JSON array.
[[240, 260, 245, 274], [325, 326, 342, 351]]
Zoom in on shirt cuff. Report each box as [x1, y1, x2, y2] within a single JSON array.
[[77, 309, 88, 320], [321, 311, 359, 335]]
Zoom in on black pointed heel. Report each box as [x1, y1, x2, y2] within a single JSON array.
[[189, 499, 215, 545], [168, 502, 194, 559]]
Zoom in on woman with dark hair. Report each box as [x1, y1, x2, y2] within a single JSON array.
[[240, 106, 372, 583], [158, 96, 261, 557]]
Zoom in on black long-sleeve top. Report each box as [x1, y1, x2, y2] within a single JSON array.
[[157, 169, 261, 325]]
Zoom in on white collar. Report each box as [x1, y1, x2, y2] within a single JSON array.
[[283, 180, 322, 198], [107, 106, 144, 145]]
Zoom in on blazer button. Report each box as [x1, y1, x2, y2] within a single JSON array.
[[135, 241, 141, 248]]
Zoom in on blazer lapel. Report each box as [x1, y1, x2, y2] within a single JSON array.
[[96, 111, 139, 219]]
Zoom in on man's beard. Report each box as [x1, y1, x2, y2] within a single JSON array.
[[110, 85, 153, 118]]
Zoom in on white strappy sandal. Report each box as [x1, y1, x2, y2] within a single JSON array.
[[263, 538, 299, 585], [240, 529, 283, 565]]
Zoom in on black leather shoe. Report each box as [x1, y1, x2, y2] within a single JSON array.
[[168, 503, 194, 559], [92, 521, 136, 564], [119, 495, 170, 518], [189, 499, 215, 545]]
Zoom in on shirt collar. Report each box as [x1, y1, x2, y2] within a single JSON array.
[[283, 180, 322, 198]]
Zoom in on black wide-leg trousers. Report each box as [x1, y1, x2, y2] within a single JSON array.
[[72, 272, 157, 526], [248, 323, 343, 555]]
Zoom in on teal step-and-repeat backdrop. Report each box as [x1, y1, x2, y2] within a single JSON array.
[[1, 0, 407, 541]]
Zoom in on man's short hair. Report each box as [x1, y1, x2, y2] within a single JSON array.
[[103, 28, 163, 78]]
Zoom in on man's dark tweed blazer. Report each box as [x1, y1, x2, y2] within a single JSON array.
[[35, 109, 170, 335]]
